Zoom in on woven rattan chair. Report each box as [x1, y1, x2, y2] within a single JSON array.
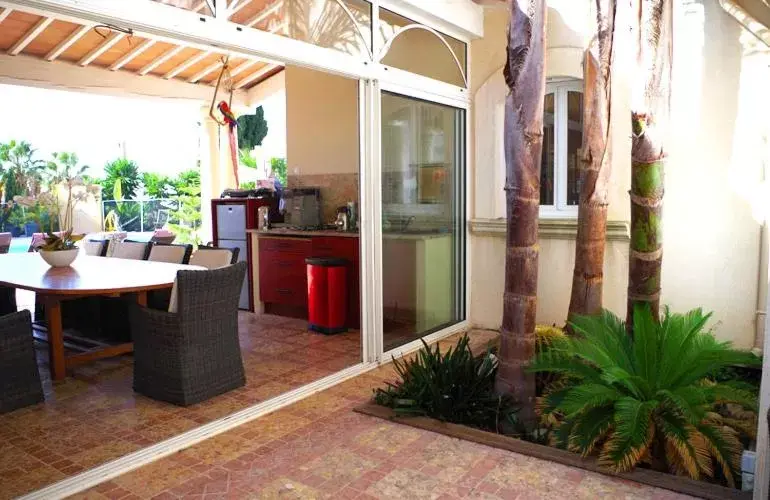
[[147, 243, 193, 310], [130, 262, 247, 406], [0, 286, 17, 316], [1, 311, 43, 414]]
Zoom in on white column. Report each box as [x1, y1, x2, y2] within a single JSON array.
[[218, 123, 238, 192], [199, 107, 220, 243]]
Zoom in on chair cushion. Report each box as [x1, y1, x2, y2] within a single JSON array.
[[168, 280, 179, 313], [148, 245, 187, 264], [111, 241, 148, 260], [189, 249, 233, 269], [83, 240, 106, 256]]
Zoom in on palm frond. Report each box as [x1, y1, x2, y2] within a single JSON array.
[[566, 404, 615, 456], [599, 398, 657, 471], [697, 423, 741, 488]]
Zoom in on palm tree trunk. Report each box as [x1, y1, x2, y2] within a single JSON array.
[[495, 0, 547, 425], [627, 0, 672, 325], [568, 0, 618, 322]]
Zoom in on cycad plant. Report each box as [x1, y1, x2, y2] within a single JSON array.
[[529, 305, 760, 486]]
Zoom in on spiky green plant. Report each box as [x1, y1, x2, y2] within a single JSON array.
[[374, 335, 518, 433], [529, 305, 759, 486]]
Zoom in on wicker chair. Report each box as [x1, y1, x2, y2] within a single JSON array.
[[147, 243, 193, 310], [0, 286, 17, 316], [1, 311, 44, 414], [130, 262, 247, 406]]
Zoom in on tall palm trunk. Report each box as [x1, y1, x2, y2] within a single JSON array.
[[627, 0, 672, 325], [495, 0, 547, 425], [567, 0, 618, 322]]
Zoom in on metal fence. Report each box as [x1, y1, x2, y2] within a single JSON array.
[[101, 199, 181, 233]]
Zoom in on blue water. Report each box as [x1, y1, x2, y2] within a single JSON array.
[[9, 237, 30, 254]]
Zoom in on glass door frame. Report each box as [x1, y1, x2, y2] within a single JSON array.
[[361, 77, 471, 362]]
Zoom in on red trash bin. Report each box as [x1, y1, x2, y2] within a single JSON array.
[[306, 257, 348, 334]]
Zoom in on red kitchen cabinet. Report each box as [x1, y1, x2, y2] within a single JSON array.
[[257, 234, 360, 329], [258, 237, 311, 312]]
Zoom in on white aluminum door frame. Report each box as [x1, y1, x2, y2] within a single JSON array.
[[377, 78, 471, 361]]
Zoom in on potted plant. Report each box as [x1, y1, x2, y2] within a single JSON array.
[[37, 229, 83, 267], [14, 152, 99, 267]]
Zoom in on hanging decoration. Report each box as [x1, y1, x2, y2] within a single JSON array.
[[209, 56, 240, 188]]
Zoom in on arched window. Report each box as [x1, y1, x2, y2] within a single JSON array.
[[541, 79, 583, 214]]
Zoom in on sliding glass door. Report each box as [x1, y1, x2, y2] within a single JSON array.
[[380, 91, 466, 351]]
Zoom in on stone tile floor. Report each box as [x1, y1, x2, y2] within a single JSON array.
[[64, 330, 695, 500], [0, 313, 361, 499]]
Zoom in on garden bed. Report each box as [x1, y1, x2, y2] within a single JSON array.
[[354, 403, 751, 500]]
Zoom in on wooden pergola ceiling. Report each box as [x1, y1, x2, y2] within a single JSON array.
[[0, 0, 287, 90]]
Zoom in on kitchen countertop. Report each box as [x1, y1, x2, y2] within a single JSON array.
[[248, 228, 452, 240], [248, 228, 359, 238]]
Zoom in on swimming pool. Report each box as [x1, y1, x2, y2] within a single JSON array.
[[9, 237, 30, 253]]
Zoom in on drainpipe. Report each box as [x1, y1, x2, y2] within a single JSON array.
[[757, 221, 769, 353], [755, 144, 770, 353]]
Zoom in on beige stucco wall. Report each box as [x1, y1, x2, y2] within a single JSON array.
[[284, 65, 359, 176], [469, 0, 769, 349]]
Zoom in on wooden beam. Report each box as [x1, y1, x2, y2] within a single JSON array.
[[45, 23, 90, 61], [0, 52, 248, 104], [138, 45, 183, 75], [233, 63, 277, 89], [187, 57, 224, 83], [9, 16, 53, 55], [227, 0, 250, 18], [109, 38, 155, 70], [162, 49, 210, 79], [245, 0, 282, 27], [229, 58, 258, 79], [0, 7, 13, 24], [78, 31, 125, 66]]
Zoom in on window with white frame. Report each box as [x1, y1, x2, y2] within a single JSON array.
[[540, 79, 583, 216]]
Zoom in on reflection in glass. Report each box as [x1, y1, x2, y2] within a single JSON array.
[[229, 0, 372, 59], [567, 91, 583, 205], [378, 8, 467, 87], [381, 92, 465, 351], [541, 93, 555, 206], [151, 0, 214, 16]]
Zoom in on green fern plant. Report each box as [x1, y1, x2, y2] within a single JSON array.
[[374, 335, 518, 433], [529, 305, 760, 486]]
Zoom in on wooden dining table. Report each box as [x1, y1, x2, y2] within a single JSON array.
[[0, 253, 201, 381]]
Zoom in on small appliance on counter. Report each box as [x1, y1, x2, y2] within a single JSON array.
[[334, 206, 349, 232], [283, 188, 322, 227]]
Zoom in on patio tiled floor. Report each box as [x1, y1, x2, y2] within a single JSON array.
[[66, 331, 695, 500], [0, 313, 361, 499]]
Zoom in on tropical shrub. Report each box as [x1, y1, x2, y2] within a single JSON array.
[[374, 335, 518, 433], [237, 106, 268, 150], [142, 172, 175, 199], [270, 157, 287, 185], [529, 305, 760, 486], [174, 169, 200, 190], [103, 158, 140, 200], [0, 140, 45, 198], [166, 184, 201, 245]]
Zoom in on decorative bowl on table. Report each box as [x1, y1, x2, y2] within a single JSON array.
[[39, 248, 79, 268], [35, 230, 84, 268]]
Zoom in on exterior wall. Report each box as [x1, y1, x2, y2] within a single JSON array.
[[469, 0, 770, 349]]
